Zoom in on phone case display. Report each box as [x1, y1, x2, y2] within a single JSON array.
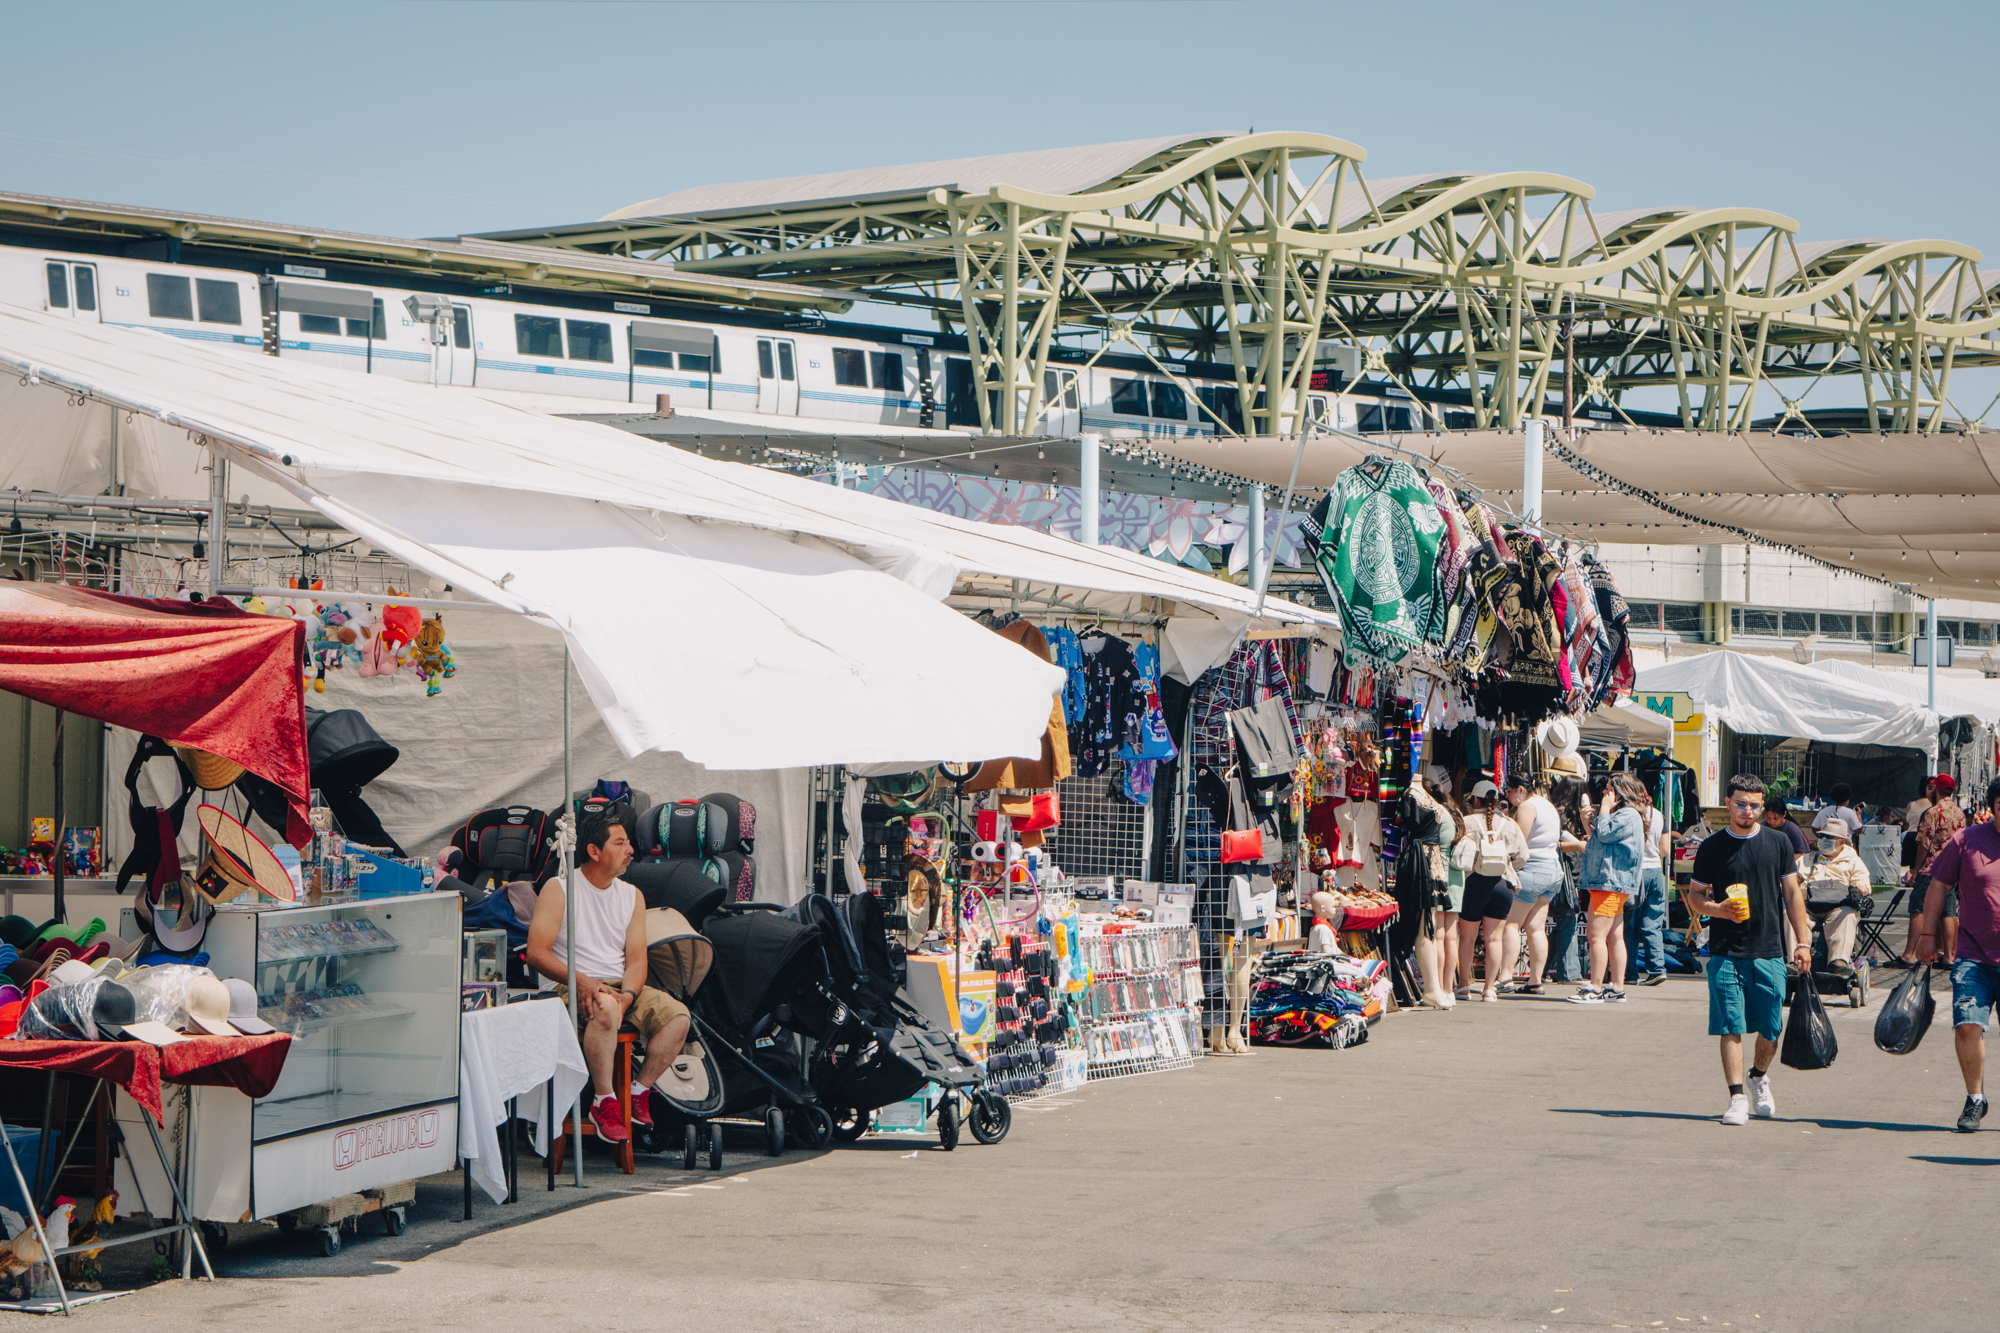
[[973, 932, 1077, 1100], [1078, 922, 1201, 1079], [119, 890, 464, 1221]]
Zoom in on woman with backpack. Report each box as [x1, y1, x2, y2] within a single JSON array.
[[1570, 773, 1650, 1004], [1453, 779, 1530, 1002]]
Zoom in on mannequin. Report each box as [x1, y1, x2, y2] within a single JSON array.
[[1213, 929, 1271, 1054], [1397, 781, 1456, 1010]]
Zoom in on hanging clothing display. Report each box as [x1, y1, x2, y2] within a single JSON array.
[[965, 617, 1073, 793], [1073, 629, 1141, 778], [1303, 457, 1446, 666], [1043, 625, 1089, 731]]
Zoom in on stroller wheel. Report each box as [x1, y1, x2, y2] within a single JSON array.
[[765, 1108, 786, 1157], [791, 1105, 835, 1149], [682, 1123, 699, 1171], [708, 1120, 725, 1171], [829, 1107, 867, 1143], [937, 1095, 960, 1151], [969, 1090, 1011, 1145]]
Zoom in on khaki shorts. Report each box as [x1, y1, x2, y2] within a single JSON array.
[[554, 979, 689, 1040]]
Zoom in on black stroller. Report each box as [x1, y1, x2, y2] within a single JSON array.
[[629, 862, 835, 1165], [789, 893, 1010, 1149]]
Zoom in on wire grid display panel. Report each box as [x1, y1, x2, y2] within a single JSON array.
[[975, 927, 1087, 1104], [1078, 921, 1202, 1080], [1041, 773, 1151, 880]]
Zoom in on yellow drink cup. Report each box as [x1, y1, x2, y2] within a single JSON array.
[[1725, 884, 1750, 920]]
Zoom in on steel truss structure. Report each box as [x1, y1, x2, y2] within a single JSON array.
[[487, 131, 2000, 437]]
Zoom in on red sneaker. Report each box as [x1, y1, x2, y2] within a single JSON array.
[[588, 1093, 629, 1144], [627, 1087, 653, 1127]]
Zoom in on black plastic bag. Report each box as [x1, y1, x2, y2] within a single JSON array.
[[1874, 963, 1938, 1055], [1780, 974, 1839, 1071]]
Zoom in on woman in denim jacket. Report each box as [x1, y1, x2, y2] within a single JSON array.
[[1570, 773, 1650, 1004]]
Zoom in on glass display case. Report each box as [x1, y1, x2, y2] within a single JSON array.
[[140, 889, 465, 1219]]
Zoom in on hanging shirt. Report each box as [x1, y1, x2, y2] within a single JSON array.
[[1042, 626, 1088, 730], [1075, 631, 1141, 777], [1302, 458, 1447, 666], [1120, 642, 1177, 762]]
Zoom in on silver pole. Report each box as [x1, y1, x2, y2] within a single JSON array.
[[205, 454, 227, 596], [1252, 430, 1311, 621], [563, 645, 583, 1186], [1078, 432, 1100, 546], [1522, 419, 1544, 527], [1928, 598, 1939, 712], [1248, 484, 1266, 596]]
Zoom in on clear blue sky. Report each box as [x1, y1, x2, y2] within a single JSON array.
[[4, 0, 1995, 416]]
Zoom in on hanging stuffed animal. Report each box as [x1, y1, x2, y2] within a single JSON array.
[[379, 603, 421, 652], [411, 614, 453, 695]]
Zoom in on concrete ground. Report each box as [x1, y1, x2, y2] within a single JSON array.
[[49, 956, 1995, 1333]]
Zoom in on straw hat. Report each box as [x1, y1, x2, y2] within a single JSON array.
[[171, 745, 244, 791], [1538, 717, 1587, 779], [194, 803, 296, 905]]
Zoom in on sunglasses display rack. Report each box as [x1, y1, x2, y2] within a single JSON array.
[[1076, 921, 1201, 1081], [974, 932, 1081, 1102]]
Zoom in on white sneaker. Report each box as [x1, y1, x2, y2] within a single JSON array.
[[1748, 1073, 1777, 1119], [1721, 1094, 1750, 1126]]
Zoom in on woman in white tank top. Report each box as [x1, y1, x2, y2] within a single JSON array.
[[1504, 773, 1569, 995]]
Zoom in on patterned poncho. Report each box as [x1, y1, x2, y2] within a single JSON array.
[[1303, 458, 1446, 666]]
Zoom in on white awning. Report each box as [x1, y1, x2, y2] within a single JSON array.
[[1636, 650, 1938, 760], [1814, 659, 2000, 727]]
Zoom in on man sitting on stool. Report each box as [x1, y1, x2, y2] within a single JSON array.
[[526, 805, 691, 1144], [1786, 817, 1870, 974]]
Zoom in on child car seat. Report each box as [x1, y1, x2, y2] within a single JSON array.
[[700, 793, 756, 855], [448, 806, 559, 894]]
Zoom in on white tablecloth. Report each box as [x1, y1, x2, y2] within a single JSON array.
[[459, 999, 588, 1205]]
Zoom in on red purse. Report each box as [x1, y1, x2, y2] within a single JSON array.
[[1220, 828, 1265, 863], [1018, 792, 1061, 832]]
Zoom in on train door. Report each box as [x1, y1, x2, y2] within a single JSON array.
[[756, 337, 798, 415], [439, 304, 475, 386], [43, 261, 100, 321], [1042, 368, 1080, 436], [1307, 394, 1331, 432]]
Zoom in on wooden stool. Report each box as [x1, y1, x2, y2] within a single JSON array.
[[551, 1030, 636, 1176]]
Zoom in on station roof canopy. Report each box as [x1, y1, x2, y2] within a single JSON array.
[[0, 189, 852, 313]]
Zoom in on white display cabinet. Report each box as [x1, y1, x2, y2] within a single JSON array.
[[115, 891, 461, 1224]]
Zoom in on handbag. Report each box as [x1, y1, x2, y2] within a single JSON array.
[[1231, 873, 1279, 931], [1219, 770, 1265, 864], [1228, 696, 1299, 780], [1019, 791, 1060, 832]]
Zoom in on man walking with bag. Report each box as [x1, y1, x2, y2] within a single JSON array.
[[1688, 775, 1811, 1126], [1911, 776, 2000, 1132]]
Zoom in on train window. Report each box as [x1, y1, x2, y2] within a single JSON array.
[[757, 340, 775, 378], [679, 352, 712, 373], [146, 274, 194, 321], [832, 348, 868, 386], [1149, 381, 1188, 420], [516, 314, 564, 358], [195, 279, 241, 325], [632, 346, 673, 369], [45, 263, 68, 309], [1443, 410, 1474, 430], [1196, 386, 1242, 433], [373, 298, 387, 340], [300, 314, 341, 334], [452, 307, 471, 349], [777, 342, 796, 381], [345, 318, 371, 338], [73, 267, 95, 312], [869, 352, 903, 390], [566, 320, 614, 363], [1357, 404, 1412, 433], [1110, 378, 1149, 415]]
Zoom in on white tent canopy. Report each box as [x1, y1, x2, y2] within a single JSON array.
[[1580, 698, 1676, 749], [0, 308, 1334, 770], [1814, 659, 2000, 728], [1636, 650, 1939, 761]]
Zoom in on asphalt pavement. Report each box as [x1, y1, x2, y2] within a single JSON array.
[[54, 957, 1995, 1333]]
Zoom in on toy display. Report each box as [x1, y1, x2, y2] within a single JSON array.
[[248, 590, 457, 697]]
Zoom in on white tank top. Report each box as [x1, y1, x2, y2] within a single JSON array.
[[1640, 808, 1666, 868], [539, 874, 637, 988], [1524, 801, 1561, 862]]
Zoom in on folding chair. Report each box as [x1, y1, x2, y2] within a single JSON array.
[[1853, 887, 1907, 964]]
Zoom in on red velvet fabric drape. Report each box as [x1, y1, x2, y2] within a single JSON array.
[[0, 584, 309, 846]]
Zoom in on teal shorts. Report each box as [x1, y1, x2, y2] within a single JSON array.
[[1707, 955, 1787, 1040]]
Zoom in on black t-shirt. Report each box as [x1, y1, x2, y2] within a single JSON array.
[[1691, 824, 1794, 959]]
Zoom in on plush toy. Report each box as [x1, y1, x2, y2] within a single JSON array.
[[379, 604, 420, 650]]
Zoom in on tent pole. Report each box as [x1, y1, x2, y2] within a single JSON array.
[[51, 709, 65, 925], [206, 455, 227, 597], [1248, 485, 1265, 597], [1078, 433, 1100, 546], [1522, 419, 1544, 527], [563, 645, 583, 1187], [1928, 598, 1939, 712]]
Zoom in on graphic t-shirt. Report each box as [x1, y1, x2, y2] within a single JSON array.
[[1690, 823, 1794, 959], [1075, 631, 1140, 777], [1923, 823, 2000, 965]]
